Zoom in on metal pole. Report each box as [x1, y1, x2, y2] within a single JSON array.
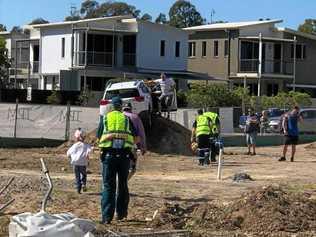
[[40, 158, 53, 213], [293, 36, 297, 91], [65, 102, 71, 140], [112, 22, 115, 68], [242, 76, 247, 115], [14, 40, 17, 89], [84, 29, 88, 92], [217, 148, 223, 180], [13, 98, 18, 138], [258, 33, 263, 97]]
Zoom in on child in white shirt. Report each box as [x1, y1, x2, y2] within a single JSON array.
[[67, 128, 92, 194]]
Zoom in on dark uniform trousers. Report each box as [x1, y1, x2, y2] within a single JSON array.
[[101, 148, 131, 223]]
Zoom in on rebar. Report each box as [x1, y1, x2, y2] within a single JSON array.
[[40, 158, 53, 212], [0, 177, 15, 195]]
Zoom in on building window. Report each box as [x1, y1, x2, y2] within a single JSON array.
[[202, 41, 207, 57], [214, 40, 219, 57], [160, 40, 165, 57], [267, 83, 279, 96], [224, 40, 229, 57], [61, 37, 65, 58], [175, 41, 180, 57], [188, 42, 196, 57], [291, 44, 306, 59]]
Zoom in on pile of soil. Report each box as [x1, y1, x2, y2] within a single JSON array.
[[57, 116, 192, 156], [147, 116, 192, 156], [232, 173, 254, 182], [305, 142, 316, 150], [187, 185, 316, 235]]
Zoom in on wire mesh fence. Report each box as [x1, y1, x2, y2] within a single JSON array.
[[0, 101, 99, 140]]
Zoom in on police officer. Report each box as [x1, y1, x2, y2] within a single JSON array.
[[97, 96, 138, 224], [203, 111, 220, 162], [191, 109, 212, 166]]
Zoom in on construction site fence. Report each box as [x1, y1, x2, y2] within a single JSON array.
[[0, 101, 99, 140]]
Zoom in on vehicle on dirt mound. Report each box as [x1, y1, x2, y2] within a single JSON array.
[[100, 80, 153, 130]]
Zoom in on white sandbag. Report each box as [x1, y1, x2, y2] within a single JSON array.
[[9, 211, 95, 237]]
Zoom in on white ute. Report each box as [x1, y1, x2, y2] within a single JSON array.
[[100, 80, 153, 129]]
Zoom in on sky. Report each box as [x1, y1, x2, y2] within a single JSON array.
[[0, 0, 313, 31]]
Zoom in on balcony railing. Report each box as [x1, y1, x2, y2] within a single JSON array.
[[239, 59, 294, 75], [10, 61, 39, 74], [74, 51, 114, 67]]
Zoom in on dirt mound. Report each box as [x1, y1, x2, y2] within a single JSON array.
[[57, 116, 192, 156], [147, 116, 192, 156], [187, 185, 316, 235], [305, 142, 316, 150]]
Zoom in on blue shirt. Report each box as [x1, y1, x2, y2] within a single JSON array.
[[287, 113, 299, 136]]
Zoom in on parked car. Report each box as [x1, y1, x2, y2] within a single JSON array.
[[269, 108, 316, 134], [100, 80, 153, 130]]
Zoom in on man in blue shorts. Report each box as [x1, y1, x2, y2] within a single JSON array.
[[279, 106, 303, 162]]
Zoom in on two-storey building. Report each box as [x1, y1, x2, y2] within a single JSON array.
[[185, 19, 316, 97]]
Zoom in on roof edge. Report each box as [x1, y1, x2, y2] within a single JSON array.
[[278, 27, 316, 41]]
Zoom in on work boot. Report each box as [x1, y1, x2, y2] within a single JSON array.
[[278, 157, 286, 162], [290, 157, 294, 162], [82, 185, 87, 192]]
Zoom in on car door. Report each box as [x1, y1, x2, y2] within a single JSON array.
[[299, 110, 315, 133]]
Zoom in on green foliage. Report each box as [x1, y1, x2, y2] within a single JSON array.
[[177, 90, 188, 108], [260, 91, 312, 110], [141, 13, 152, 22], [187, 83, 241, 109], [0, 24, 6, 32], [298, 19, 316, 34], [77, 89, 94, 106], [29, 18, 49, 25], [11, 26, 23, 33], [97, 1, 141, 18], [0, 36, 10, 83], [80, 0, 100, 18], [169, 0, 205, 28], [155, 13, 168, 24], [47, 91, 62, 104]]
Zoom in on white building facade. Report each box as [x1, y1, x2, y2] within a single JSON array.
[[12, 16, 188, 93]]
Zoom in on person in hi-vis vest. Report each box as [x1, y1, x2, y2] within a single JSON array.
[[97, 96, 138, 224]]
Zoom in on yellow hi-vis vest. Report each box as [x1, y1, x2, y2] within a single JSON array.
[[98, 111, 134, 149], [196, 115, 211, 137], [203, 112, 219, 134]]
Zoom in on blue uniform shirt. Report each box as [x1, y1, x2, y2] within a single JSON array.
[[287, 113, 299, 136]]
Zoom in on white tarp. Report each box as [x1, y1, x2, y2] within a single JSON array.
[[9, 212, 96, 237]]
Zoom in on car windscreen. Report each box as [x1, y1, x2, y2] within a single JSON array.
[[269, 110, 285, 117], [105, 89, 140, 99]]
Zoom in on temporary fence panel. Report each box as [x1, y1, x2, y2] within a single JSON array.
[[0, 103, 100, 140]]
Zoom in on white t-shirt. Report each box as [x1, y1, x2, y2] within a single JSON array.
[[155, 78, 175, 96], [67, 142, 92, 166]]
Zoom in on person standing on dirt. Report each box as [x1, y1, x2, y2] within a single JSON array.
[[122, 102, 146, 180], [97, 97, 138, 224], [66, 128, 92, 194], [279, 106, 302, 162], [203, 111, 220, 162], [245, 108, 259, 156], [191, 109, 212, 166], [154, 73, 175, 115]]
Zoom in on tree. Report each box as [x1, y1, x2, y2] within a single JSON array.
[[187, 83, 240, 109], [169, 0, 205, 28], [155, 13, 168, 24], [80, 0, 99, 19], [96, 1, 141, 18], [11, 26, 23, 33], [141, 13, 152, 22], [0, 37, 10, 85], [29, 18, 49, 25], [0, 24, 6, 32], [298, 19, 316, 34], [65, 5, 81, 21]]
